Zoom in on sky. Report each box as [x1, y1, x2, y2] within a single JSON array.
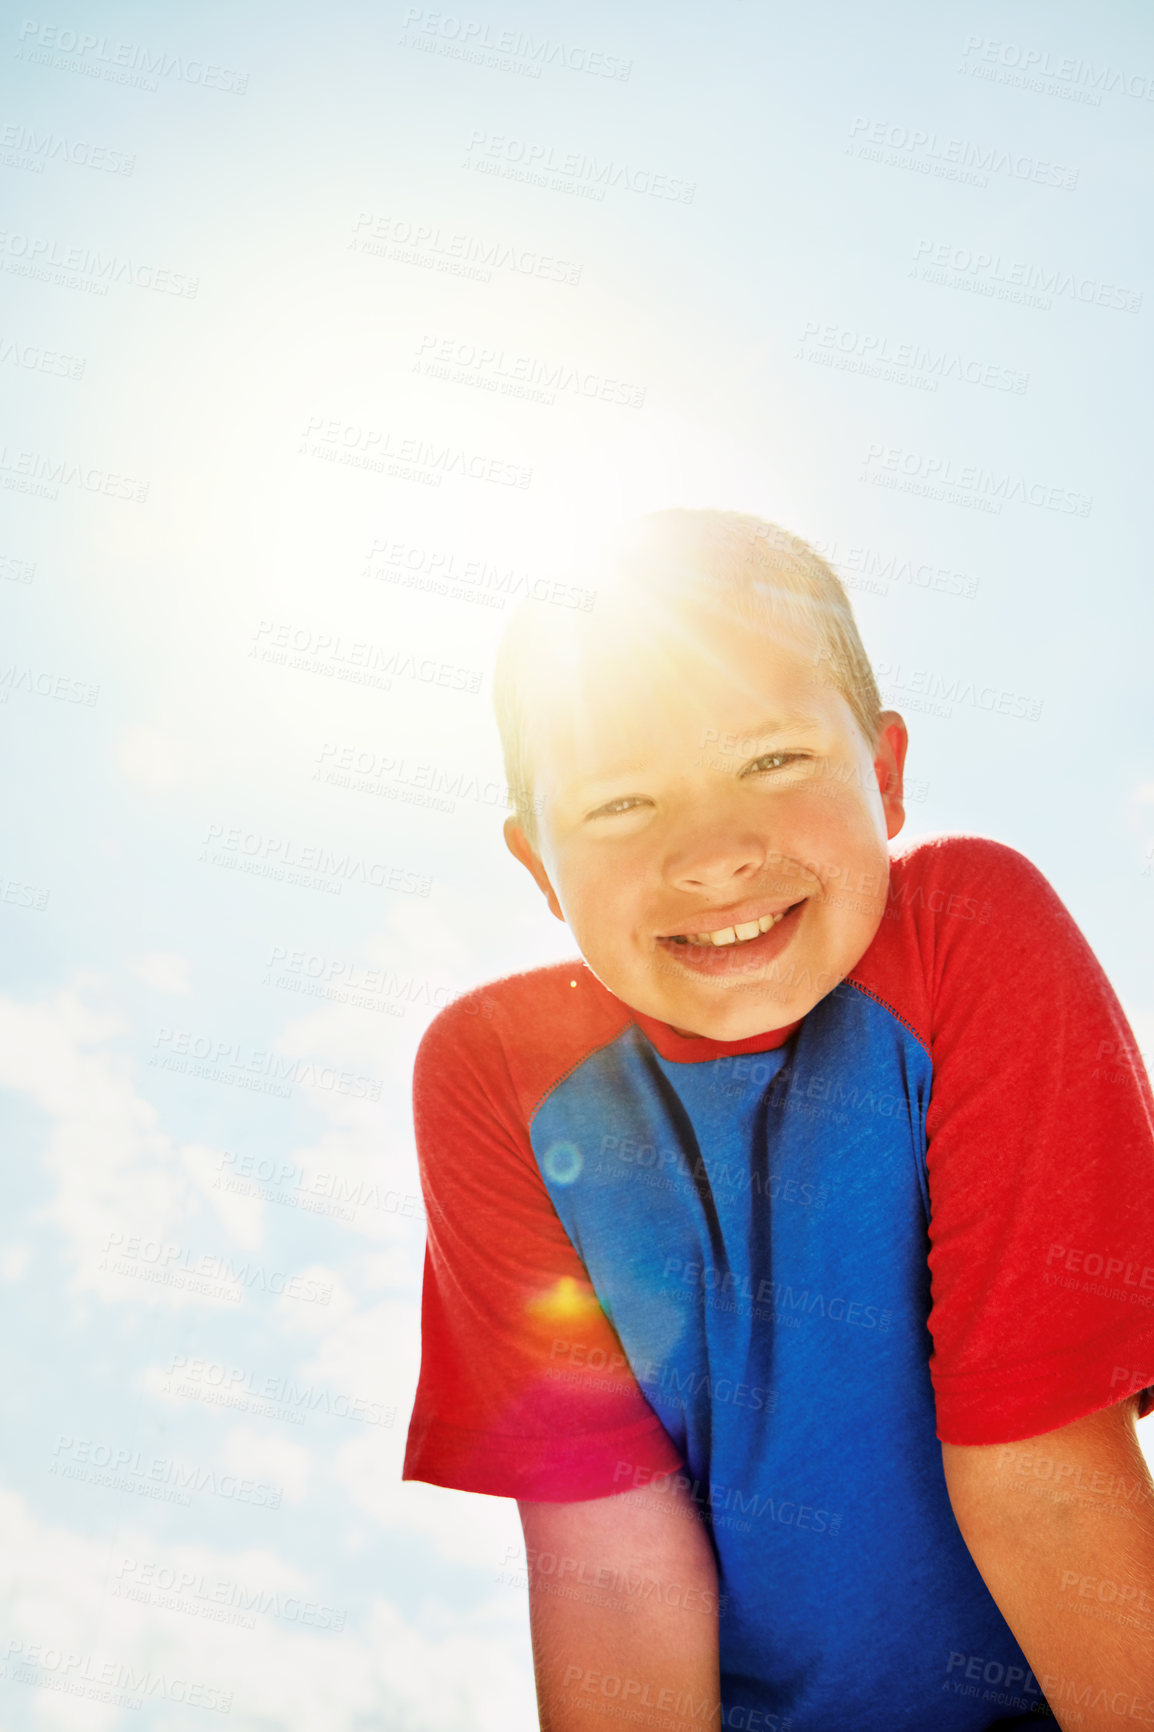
[[1, 0, 1153, 1726]]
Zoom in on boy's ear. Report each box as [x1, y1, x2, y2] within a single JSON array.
[[503, 819, 565, 922], [872, 710, 909, 840]]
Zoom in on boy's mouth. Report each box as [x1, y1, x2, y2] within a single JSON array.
[[656, 899, 807, 975]]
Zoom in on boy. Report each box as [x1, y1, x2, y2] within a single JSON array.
[[402, 510, 1154, 1731]]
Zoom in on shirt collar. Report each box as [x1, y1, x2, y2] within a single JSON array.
[[629, 1007, 802, 1064]]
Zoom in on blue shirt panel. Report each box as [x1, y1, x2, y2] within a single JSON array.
[[530, 980, 1047, 1732]]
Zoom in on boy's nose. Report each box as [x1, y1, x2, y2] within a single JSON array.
[[664, 826, 769, 892]]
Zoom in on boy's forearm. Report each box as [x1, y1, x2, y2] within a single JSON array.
[[519, 1480, 723, 1732], [942, 1396, 1154, 1731], [527, 1600, 722, 1732]]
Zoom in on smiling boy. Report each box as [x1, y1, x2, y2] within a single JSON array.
[[402, 510, 1154, 1731]]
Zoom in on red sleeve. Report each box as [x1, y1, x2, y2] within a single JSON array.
[[401, 991, 684, 1499], [915, 837, 1154, 1443]]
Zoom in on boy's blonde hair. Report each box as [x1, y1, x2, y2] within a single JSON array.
[[493, 509, 883, 849]]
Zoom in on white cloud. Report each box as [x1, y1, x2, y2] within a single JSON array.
[[180, 1141, 266, 1252], [0, 984, 252, 1305], [331, 1431, 526, 1577], [132, 952, 192, 995], [114, 727, 187, 793], [0, 1244, 31, 1281], [272, 1267, 360, 1335], [299, 1289, 528, 1578], [221, 1426, 313, 1505], [0, 1484, 537, 1730], [294, 1293, 419, 1406]]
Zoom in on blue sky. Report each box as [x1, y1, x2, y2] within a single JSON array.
[[2, 0, 1152, 1725]]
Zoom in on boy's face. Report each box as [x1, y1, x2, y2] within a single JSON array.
[[504, 607, 908, 1042]]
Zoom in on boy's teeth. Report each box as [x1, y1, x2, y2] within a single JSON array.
[[684, 909, 786, 946]]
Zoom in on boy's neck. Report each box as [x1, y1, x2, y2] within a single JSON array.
[[631, 1007, 803, 1064]]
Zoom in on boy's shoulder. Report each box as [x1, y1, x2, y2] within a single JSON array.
[[416, 959, 630, 1127], [853, 830, 1074, 1049], [888, 828, 1048, 894], [884, 831, 1062, 941]]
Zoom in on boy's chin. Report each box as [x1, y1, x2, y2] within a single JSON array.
[[638, 970, 832, 1042], [662, 991, 816, 1043], [645, 940, 863, 1039]]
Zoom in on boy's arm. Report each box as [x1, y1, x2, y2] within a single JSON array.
[[518, 1476, 722, 1732], [942, 1393, 1154, 1731], [403, 992, 683, 1500]]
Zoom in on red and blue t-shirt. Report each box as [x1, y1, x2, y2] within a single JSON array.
[[403, 835, 1154, 1730]]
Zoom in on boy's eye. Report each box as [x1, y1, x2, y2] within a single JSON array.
[[587, 796, 648, 819], [744, 752, 807, 775], [586, 753, 809, 818]]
